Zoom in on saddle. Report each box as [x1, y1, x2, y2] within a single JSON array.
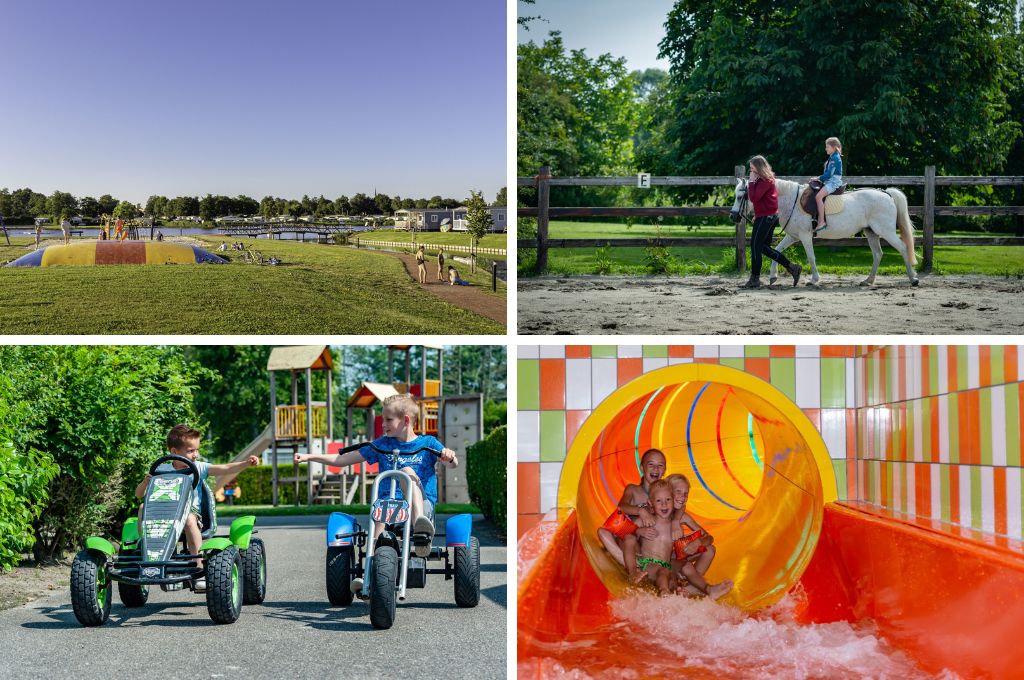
[[800, 179, 848, 224]]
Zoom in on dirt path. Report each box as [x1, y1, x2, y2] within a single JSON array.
[[392, 252, 506, 325], [0, 562, 68, 610], [518, 274, 1024, 335]]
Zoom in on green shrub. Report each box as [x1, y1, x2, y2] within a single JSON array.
[[644, 244, 676, 274], [225, 464, 312, 505], [466, 425, 506, 533], [594, 243, 613, 274]]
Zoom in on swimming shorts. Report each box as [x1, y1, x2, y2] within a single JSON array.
[[601, 509, 638, 539], [637, 556, 671, 571]]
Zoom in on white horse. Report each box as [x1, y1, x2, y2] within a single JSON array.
[[729, 178, 919, 286]]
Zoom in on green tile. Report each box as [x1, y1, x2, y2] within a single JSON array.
[[820, 358, 846, 408], [970, 466, 982, 531], [866, 461, 876, 503], [928, 348, 939, 397], [831, 460, 846, 501], [1007, 386, 1021, 467], [991, 345, 1005, 384], [720, 357, 744, 371], [980, 388, 993, 466], [884, 352, 895, 405], [745, 345, 770, 358], [956, 346, 969, 391], [770, 358, 796, 402], [592, 345, 617, 358], [539, 411, 565, 462], [518, 360, 539, 410], [947, 394, 959, 464], [643, 345, 668, 358]]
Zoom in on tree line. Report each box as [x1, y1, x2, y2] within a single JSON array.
[[518, 0, 1024, 218], [0, 186, 507, 224]]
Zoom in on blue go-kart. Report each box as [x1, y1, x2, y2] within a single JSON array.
[[323, 441, 480, 629]]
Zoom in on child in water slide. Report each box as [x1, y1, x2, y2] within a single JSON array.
[[596, 448, 667, 569], [664, 473, 733, 599]]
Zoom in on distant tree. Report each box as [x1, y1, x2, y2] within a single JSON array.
[[235, 195, 259, 216], [464, 190, 493, 271], [78, 196, 100, 218], [47, 191, 78, 222], [259, 196, 277, 219], [414, 198, 429, 208], [401, 198, 416, 209], [427, 195, 444, 208], [315, 195, 332, 217], [334, 195, 350, 215], [374, 192, 392, 215], [112, 200, 138, 220], [97, 194, 118, 215], [494, 187, 507, 207], [349, 192, 375, 215], [199, 194, 215, 221], [390, 196, 404, 213]]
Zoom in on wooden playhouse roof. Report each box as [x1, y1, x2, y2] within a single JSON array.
[[347, 382, 404, 408], [267, 346, 333, 371]]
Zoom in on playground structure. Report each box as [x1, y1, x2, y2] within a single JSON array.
[[517, 345, 1024, 679], [266, 345, 483, 507], [4, 241, 227, 267]]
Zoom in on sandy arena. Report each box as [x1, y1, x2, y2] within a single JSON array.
[[518, 274, 1024, 335]]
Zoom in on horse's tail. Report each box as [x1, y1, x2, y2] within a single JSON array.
[[886, 187, 917, 266]]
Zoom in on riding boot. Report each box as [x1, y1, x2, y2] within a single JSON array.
[[788, 262, 802, 287], [740, 277, 761, 289]]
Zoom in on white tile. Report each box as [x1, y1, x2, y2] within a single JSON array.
[[937, 346, 949, 394], [959, 465, 972, 529], [642, 357, 668, 374], [846, 358, 857, 408], [981, 467, 995, 534], [795, 358, 821, 408], [796, 345, 819, 358], [938, 395, 949, 463], [618, 345, 642, 359], [668, 357, 693, 366], [694, 345, 718, 358], [719, 345, 744, 358], [907, 346, 920, 401], [991, 386, 1007, 466], [518, 411, 540, 462], [930, 464, 942, 521], [519, 345, 539, 359], [1008, 468, 1022, 539], [539, 462, 563, 514], [565, 359, 592, 411], [591, 358, 618, 409], [539, 345, 565, 359], [820, 409, 847, 460], [966, 345, 980, 390]]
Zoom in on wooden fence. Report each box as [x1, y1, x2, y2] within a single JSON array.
[[517, 165, 1024, 272], [352, 238, 507, 257]]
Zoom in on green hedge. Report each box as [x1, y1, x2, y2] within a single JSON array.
[[466, 425, 506, 532], [221, 464, 312, 505]]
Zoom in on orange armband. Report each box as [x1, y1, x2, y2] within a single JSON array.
[[601, 509, 639, 539], [673, 528, 707, 560]]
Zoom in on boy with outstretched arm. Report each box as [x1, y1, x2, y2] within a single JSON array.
[[295, 393, 458, 558], [135, 424, 260, 592]]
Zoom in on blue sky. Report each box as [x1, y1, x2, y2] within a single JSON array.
[[0, 0, 506, 203], [517, 0, 676, 72]]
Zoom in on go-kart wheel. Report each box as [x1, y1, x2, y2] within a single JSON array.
[[326, 546, 354, 606], [240, 538, 267, 605], [369, 546, 398, 629], [454, 536, 481, 608], [70, 549, 111, 626], [118, 581, 149, 608], [206, 547, 243, 624]]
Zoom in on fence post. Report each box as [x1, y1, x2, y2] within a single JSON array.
[[537, 165, 552, 272], [492, 260, 498, 292], [734, 165, 746, 273], [923, 165, 935, 273]]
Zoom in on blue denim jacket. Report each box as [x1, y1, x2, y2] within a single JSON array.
[[819, 151, 843, 182]]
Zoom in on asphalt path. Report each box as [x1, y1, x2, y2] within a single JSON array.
[[0, 514, 507, 679]]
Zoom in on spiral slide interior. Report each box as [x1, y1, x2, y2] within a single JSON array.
[[518, 364, 1024, 678]]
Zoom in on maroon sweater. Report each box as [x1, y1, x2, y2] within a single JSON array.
[[748, 177, 778, 217]]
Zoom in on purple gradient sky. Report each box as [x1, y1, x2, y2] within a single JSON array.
[[0, 0, 506, 203]]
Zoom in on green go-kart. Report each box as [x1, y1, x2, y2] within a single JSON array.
[[70, 454, 267, 626]]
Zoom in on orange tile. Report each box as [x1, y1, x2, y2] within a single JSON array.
[[565, 410, 591, 449], [539, 359, 565, 410], [694, 357, 719, 365], [847, 459, 857, 500], [995, 466, 1008, 536], [617, 358, 643, 386], [821, 345, 855, 358], [770, 345, 795, 358], [922, 346, 932, 397], [517, 463, 540, 515], [947, 347, 958, 392], [745, 358, 771, 383], [949, 466, 960, 526], [1005, 345, 1019, 384], [668, 345, 694, 358], [517, 513, 543, 540], [802, 408, 820, 430], [980, 345, 992, 387], [880, 462, 890, 509], [898, 351, 907, 403], [565, 345, 591, 359]]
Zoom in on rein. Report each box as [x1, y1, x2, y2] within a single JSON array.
[[739, 180, 800, 230]]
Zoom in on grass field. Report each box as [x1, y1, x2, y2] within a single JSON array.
[[0, 237, 504, 334], [518, 220, 1024, 276]]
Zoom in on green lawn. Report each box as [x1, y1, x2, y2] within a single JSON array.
[[0, 236, 504, 334], [357, 229, 508, 249], [519, 220, 1024, 276]]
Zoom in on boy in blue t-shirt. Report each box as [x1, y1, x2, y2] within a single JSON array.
[[295, 394, 458, 551]]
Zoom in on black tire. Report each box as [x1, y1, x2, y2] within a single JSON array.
[[70, 549, 111, 626], [326, 546, 354, 606], [454, 536, 481, 608], [369, 546, 398, 629], [240, 538, 267, 605], [205, 547, 243, 624], [117, 581, 149, 608]]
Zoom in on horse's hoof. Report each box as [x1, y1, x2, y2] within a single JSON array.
[[769, 276, 777, 286], [911, 278, 920, 287], [859, 279, 874, 287]]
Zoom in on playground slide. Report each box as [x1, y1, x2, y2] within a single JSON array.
[[518, 365, 1024, 678], [212, 424, 273, 492]]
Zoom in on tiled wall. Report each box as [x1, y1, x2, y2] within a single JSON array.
[[517, 344, 1024, 544]]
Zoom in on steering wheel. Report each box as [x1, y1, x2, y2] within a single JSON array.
[[149, 454, 201, 489]]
